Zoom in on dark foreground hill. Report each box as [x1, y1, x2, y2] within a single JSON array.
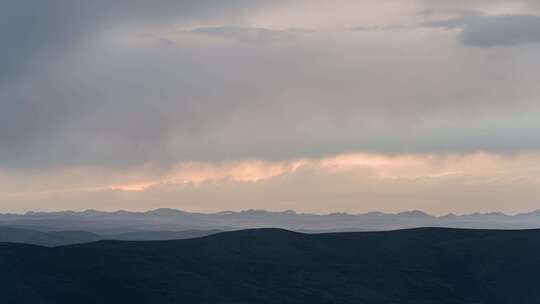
[[1, 228, 540, 304]]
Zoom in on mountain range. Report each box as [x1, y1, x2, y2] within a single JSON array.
[[2, 208, 540, 234]]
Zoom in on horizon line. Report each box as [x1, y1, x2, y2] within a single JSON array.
[[3, 207, 540, 218]]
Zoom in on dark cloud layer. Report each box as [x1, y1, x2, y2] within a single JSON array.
[[425, 13, 540, 47], [188, 26, 293, 44], [0, 0, 275, 85], [1, 0, 540, 173], [0, 0, 278, 169]]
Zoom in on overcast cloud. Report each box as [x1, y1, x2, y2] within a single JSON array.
[[424, 12, 540, 47], [1, 0, 540, 213]]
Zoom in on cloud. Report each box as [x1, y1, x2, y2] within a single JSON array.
[[0, 0, 277, 86], [187, 26, 293, 44], [349, 24, 408, 31], [185, 24, 406, 44], [424, 13, 540, 47], [0, 0, 539, 176]]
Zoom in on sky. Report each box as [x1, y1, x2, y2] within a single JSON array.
[[1, 0, 540, 215]]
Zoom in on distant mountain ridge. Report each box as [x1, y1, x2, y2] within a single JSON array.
[[2, 208, 540, 234]]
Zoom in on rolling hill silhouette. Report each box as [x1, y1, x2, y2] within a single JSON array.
[[0, 227, 101, 246], [1, 228, 540, 303], [0, 227, 221, 246]]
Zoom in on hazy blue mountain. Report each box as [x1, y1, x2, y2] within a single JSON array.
[[0, 227, 101, 246], [0, 226, 222, 246], [2, 208, 540, 234], [48, 230, 103, 244], [1, 228, 540, 303]]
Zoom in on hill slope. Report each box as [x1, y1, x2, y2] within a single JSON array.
[[0, 227, 101, 246], [105, 229, 222, 241], [0, 227, 221, 246], [1, 228, 540, 303]]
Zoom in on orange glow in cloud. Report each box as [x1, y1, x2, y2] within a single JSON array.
[[100, 160, 308, 191], [106, 182, 158, 192], [99, 152, 537, 192], [167, 160, 313, 184]]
